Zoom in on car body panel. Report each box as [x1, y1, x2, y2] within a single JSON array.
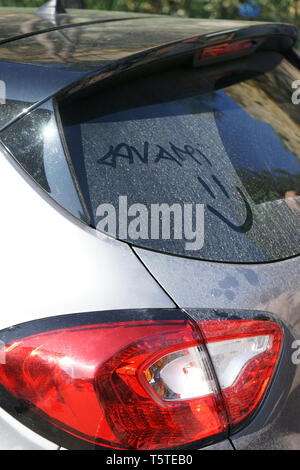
[[133, 247, 300, 449], [0, 15, 264, 72], [0, 63, 86, 130], [0, 8, 151, 129], [0, 7, 148, 44], [0, 143, 174, 333], [0, 7, 260, 69], [0, 407, 58, 450], [0, 9, 271, 131], [0, 7, 55, 43], [0, 9, 295, 132], [133, 247, 300, 323]]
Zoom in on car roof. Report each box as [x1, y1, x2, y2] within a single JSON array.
[[0, 7, 150, 44], [0, 7, 259, 42]]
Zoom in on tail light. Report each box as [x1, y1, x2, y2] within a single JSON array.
[[0, 310, 282, 449], [194, 39, 260, 67], [201, 40, 257, 60], [198, 319, 282, 429]]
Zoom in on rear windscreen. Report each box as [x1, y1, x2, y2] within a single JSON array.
[[59, 51, 300, 263]]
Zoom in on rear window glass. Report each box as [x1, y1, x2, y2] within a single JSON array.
[[59, 51, 300, 263]]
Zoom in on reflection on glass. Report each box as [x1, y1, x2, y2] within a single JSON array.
[[220, 58, 300, 205], [60, 51, 300, 262], [0, 99, 88, 223]]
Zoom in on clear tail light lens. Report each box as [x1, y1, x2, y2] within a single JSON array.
[[199, 319, 283, 428], [145, 346, 216, 401], [0, 311, 283, 449]]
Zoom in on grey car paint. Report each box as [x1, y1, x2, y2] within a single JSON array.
[[133, 247, 300, 449]]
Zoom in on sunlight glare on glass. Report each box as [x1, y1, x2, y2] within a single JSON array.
[[42, 121, 56, 141]]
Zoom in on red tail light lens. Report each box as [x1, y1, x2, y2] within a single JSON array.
[[0, 316, 227, 450], [0, 312, 283, 449]]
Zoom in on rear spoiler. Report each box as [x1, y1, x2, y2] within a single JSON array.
[[0, 21, 297, 133], [59, 22, 298, 102]]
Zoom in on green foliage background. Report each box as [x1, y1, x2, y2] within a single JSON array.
[[0, 0, 300, 25]]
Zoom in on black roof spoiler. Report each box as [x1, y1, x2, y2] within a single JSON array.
[[0, 20, 297, 134], [59, 22, 298, 102]]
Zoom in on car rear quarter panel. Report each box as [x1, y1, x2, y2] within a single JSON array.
[[0, 144, 174, 332], [134, 247, 300, 449]]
